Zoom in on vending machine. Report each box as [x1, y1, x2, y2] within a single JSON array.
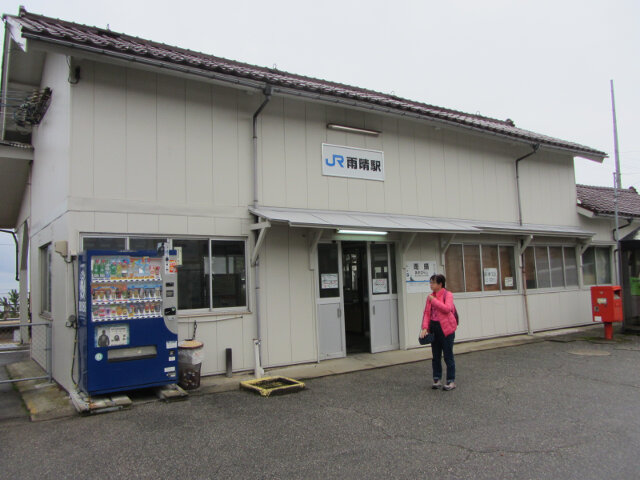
[[78, 246, 179, 395]]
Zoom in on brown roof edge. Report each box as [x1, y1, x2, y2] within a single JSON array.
[[6, 8, 607, 160]]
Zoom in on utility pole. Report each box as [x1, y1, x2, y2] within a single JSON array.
[[611, 79, 622, 285]]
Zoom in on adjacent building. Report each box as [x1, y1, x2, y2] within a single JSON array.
[[1, 8, 631, 393]]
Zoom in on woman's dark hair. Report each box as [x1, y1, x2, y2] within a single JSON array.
[[430, 274, 446, 288]]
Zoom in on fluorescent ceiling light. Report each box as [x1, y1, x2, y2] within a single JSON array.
[[327, 124, 381, 136], [337, 229, 388, 235]]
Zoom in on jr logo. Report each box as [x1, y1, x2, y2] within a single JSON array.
[[325, 154, 345, 168]]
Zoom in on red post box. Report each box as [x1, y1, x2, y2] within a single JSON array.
[[590, 285, 622, 340]]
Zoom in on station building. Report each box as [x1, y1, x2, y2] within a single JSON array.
[[2, 8, 632, 392]]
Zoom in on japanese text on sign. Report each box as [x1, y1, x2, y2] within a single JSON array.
[[406, 261, 437, 294], [322, 143, 385, 181]]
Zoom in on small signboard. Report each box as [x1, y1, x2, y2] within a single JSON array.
[[322, 143, 384, 181], [321, 273, 339, 289], [95, 323, 129, 348], [484, 268, 498, 285], [406, 261, 437, 294], [372, 278, 388, 294]]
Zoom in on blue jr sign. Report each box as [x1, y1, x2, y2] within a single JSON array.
[[322, 144, 385, 181]]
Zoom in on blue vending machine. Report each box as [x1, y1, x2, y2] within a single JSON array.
[[78, 246, 179, 395]]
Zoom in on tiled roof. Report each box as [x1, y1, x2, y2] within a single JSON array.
[[6, 8, 606, 159], [576, 184, 640, 218]]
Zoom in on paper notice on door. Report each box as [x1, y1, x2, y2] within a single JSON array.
[[321, 273, 339, 289], [372, 278, 388, 294]]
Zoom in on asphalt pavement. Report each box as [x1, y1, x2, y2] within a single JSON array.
[[1, 335, 639, 479]]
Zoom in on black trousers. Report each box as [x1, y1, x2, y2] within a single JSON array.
[[430, 321, 455, 382]]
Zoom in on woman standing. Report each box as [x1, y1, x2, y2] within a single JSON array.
[[419, 274, 457, 390]]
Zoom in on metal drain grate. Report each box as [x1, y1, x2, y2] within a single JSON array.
[[240, 376, 305, 397]]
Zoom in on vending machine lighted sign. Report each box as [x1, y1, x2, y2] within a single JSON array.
[[78, 246, 179, 395]]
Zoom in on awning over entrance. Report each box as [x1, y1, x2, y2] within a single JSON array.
[[0, 142, 32, 229], [249, 206, 595, 238], [249, 206, 479, 234]]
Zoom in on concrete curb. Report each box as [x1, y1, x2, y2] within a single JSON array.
[[5, 361, 76, 422]]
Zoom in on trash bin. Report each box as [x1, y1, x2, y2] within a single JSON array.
[[178, 340, 204, 390]]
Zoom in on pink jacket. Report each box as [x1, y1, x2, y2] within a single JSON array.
[[422, 288, 457, 337]]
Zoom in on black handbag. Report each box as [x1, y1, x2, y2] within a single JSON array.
[[419, 333, 434, 345]]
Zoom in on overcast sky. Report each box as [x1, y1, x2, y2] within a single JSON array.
[[1, 0, 639, 294]]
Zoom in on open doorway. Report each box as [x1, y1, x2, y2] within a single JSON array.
[[342, 242, 370, 353]]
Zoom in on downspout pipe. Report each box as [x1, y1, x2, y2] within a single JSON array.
[[514, 144, 539, 336], [251, 86, 272, 377], [515, 144, 540, 227], [253, 85, 272, 208], [0, 229, 19, 281]]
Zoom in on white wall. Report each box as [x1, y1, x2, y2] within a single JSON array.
[[30, 52, 71, 235], [27, 56, 603, 389]]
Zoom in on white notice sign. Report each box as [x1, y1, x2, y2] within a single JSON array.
[[504, 277, 513, 287], [322, 143, 384, 181], [406, 261, 437, 294], [372, 278, 388, 294], [484, 268, 498, 285], [321, 273, 339, 289]]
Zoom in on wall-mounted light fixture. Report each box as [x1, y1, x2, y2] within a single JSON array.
[[327, 124, 381, 136], [336, 229, 388, 235]]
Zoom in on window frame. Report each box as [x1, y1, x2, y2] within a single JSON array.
[[445, 242, 519, 296], [581, 245, 614, 287], [80, 234, 250, 314], [525, 244, 582, 292], [40, 243, 52, 315]]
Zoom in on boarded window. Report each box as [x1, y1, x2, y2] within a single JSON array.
[[463, 245, 482, 292], [445, 245, 464, 293]]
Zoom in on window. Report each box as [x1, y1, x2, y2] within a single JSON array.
[[83, 237, 126, 251], [174, 239, 210, 310], [445, 244, 516, 293], [582, 246, 612, 285], [535, 247, 551, 288], [499, 246, 517, 290], [129, 237, 166, 252], [445, 245, 464, 293], [525, 245, 580, 289], [40, 244, 52, 314], [564, 247, 578, 287], [211, 240, 247, 308], [524, 247, 537, 289], [318, 244, 340, 298], [371, 244, 390, 295], [81, 235, 248, 311], [463, 245, 482, 292]]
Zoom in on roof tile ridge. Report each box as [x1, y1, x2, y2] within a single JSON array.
[[17, 9, 517, 128]]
